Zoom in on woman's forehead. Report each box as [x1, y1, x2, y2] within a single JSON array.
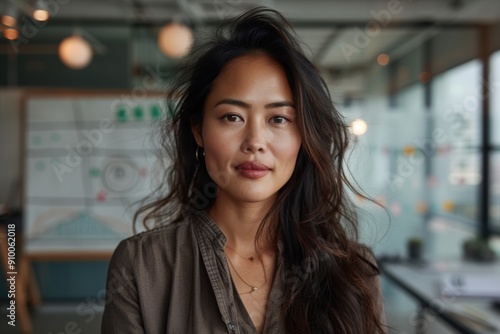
[[205, 54, 294, 108]]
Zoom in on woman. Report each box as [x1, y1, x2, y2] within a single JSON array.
[[102, 7, 386, 334]]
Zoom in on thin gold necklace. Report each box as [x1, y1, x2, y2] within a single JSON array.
[[225, 245, 257, 262], [225, 251, 267, 295]]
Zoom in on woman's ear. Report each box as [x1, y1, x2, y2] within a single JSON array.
[[191, 125, 203, 147]]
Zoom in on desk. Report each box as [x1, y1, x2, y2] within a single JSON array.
[[380, 261, 500, 334]]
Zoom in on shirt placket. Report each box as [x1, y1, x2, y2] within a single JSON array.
[[194, 215, 242, 334]]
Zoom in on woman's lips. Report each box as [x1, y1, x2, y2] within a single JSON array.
[[235, 161, 270, 179]]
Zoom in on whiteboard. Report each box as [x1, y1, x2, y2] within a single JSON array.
[[24, 94, 166, 253]]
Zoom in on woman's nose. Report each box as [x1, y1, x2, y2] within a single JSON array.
[[240, 122, 267, 153]]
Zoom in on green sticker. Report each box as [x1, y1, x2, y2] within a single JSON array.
[[89, 167, 100, 177], [134, 106, 144, 121], [51, 132, 61, 142], [151, 104, 160, 120], [117, 107, 127, 122]]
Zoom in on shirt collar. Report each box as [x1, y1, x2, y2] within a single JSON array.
[[193, 209, 227, 250], [193, 209, 284, 256]]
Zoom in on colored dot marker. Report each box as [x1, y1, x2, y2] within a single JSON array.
[[51, 132, 61, 142], [151, 104, 160, 120], [96, 191, 107, 202], [117, 107, 127, 122], [403, 146, 415, 156], [90, 167, 100, 178], [442, 200, 455, 213], [390, 202, 402, 216], [134, 106, 144, 121]]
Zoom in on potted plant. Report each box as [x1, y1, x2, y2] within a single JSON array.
[[407, 237, 423, 261], [463, 238, 496, 262]]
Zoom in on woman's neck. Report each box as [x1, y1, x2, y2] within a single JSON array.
[[208, 194, 275, 254]]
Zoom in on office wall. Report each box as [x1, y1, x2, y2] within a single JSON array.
[[346, 27, 486, 259], [431, 28, 478, 77], [0, 90, 112, 301], [0, 89, 22, 206]]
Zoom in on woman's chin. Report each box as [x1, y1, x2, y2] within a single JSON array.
[[219, 188, 278, 205]]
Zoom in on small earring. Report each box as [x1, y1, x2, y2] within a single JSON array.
[[195, 146, 205, 161]]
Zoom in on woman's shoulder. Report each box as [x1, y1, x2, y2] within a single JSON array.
[[110, 214, 198, 262], [128, 216, 194, 242]]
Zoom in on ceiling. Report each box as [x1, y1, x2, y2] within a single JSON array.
[[1, 0, 499, 95], [3, 0, 500, 23], [2, 0, 499, 66]]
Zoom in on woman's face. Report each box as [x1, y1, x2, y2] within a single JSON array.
[[193, 54, 301, 206]]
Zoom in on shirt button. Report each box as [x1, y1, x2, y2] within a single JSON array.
[[228, 322, 236, 331]]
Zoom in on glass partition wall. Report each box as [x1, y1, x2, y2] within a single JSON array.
[[343, 30, 498, 260], [491, 50, 500, 232]]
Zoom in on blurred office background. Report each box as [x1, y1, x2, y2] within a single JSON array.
[[0, 0, 500, 333]]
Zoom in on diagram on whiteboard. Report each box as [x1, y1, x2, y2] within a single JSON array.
[[25, 96, 167, 252]]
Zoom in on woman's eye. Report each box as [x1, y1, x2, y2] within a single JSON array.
[[223, 114, 242, 122], [271, 116, 289, 124]]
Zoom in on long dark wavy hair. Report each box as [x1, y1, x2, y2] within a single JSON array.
[[135, 7, 386, 334]]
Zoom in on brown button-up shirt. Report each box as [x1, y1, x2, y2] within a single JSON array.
[[101, 210, 285, 334]]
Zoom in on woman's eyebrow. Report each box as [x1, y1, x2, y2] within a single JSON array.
[[265, 101, 295, 109], [214, 98, 295, 109], [214, 98, 249, 109]]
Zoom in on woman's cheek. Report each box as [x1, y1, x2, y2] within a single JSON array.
[[204, 146, 233, 189]]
